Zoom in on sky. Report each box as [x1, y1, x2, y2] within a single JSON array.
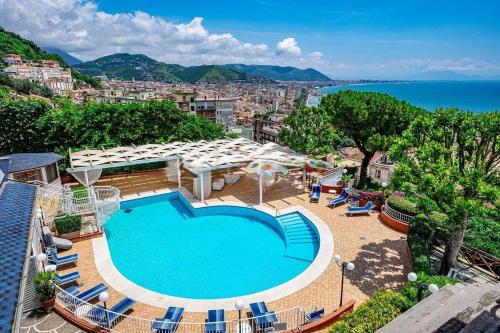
[[0, 0, 499, 79]]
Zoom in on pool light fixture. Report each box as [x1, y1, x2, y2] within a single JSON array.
[[407, 272, 439, 301], [235, 300, 245, 333], [36, 253, 47, 271], [333, 254, 355, 307], [99, 291, 111, 330]]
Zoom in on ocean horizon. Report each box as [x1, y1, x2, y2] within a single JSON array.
[[308, 80, 500, 113]]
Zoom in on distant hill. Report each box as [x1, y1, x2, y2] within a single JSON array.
[[74, 53, 252, 83], [43, 47, 82, 65], [0, 26, 100, 88], [223, 64, 332, 81], [74, 53, 331, 82], [405, 70, 500, 81]]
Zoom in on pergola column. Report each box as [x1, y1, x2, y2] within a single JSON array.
[[176, 157, 181, 187], [199, 171, 204, 202], [259, 172, 263, 205]]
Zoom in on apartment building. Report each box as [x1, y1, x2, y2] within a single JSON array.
[[171, 88, 196, 112], [194, 97, 236, 129]]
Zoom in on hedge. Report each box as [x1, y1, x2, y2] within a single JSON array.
[[329, 290, 406, 333], [329, 273, 456, 333], [55, 215, 82, 234], [387, 196, 418, 216]]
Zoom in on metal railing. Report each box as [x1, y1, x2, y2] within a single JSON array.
[[55, 285, 309, 333], [35, 181, 120, 224], [381, 200, 414, 224]]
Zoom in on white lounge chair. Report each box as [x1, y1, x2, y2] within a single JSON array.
[[43, 226, 73, 250], [212, 179, 225, 191]]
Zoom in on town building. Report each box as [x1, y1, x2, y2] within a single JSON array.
[[3, 55, 74, 95], [194, 97, 236, 129]]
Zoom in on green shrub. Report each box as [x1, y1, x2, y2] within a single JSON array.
[[329, 274, 457, 333], [54, 215, 82, 234], [465, 214, 500, 257], [407, 233, 432, 274], [33, 271, 57, 302], [387, 196, 418, 216], [329, 290, 407, 333], [400, 272, 456, 308]]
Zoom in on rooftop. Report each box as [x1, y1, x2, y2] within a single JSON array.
[[0, 181, 36, 332], [5, 153, 62, 173]]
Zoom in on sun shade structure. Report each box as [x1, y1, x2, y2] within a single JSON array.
[[67, 138, 307, 201]]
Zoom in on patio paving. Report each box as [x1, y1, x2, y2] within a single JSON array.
[[47, 170, 411, 330]]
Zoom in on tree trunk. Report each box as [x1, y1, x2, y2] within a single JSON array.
[[357, 152, 374, 187], [439, 216, 468, 275]]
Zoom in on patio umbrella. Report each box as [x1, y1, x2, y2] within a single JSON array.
[[246, 160, 289, 205]]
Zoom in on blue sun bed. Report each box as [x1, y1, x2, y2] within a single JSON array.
[[250, 302, 278, 330], [89, 297, 136, 328], [152, 306, 185, 333], [54, 271, 80, 285], [346, 201, 375, 216], [205, 309, 226, 333], [305, 308, 325, 322], [48, 249, 79, 267], [310, 184, 321, 203], [328, 190, 350, 207]]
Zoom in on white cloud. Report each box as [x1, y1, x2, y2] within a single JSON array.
[[276, 37, 302, 56], [0, 0, 325, 69]]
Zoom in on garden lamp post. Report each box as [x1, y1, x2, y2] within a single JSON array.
[[381, 182, 388, 188], [235, 299, 245, 333], [99, 291, 110, 331], [334, 254, 355, 307], [36, 253, 47, 271], [333, 154, 338, 167], [407, 272, 439, 302]]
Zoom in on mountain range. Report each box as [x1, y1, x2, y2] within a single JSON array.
[[43, 46, 82, 65], [74, 53, 332, 83]]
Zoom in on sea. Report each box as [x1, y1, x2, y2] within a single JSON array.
[[308, 81, 500, 113]]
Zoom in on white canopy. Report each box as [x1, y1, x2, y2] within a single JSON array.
[[67, 138, 306, 174]]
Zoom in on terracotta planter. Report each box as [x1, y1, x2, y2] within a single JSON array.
[[60, 230, 81, 240], [42, 297, 56, 311]]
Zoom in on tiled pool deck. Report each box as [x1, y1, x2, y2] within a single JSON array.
[[50, 171, 411, 328]]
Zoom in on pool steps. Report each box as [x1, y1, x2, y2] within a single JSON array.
[[278, 213, 319, 262]]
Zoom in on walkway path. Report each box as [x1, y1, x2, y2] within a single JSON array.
[[20, 310, 81, 333]]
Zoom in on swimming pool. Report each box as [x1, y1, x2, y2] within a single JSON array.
[[104, 192, 321, 299]]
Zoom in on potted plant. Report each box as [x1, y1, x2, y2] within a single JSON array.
[[33, 271, 58, 311], [54, 215, 82, 240]]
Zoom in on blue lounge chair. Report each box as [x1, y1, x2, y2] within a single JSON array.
[[305, 308, 324, 322], [54, 271, 80, 285], [346, 201, 375, 216], [328, 190, 350, 207], [89, 297, 136, 328], [310, 184, 321, 203], [205, 309, 226, 333], [152, 306, 185, 333], [250, 302, 278, 331], [59, 285, 81, 303], [48, 249, 79, 267]]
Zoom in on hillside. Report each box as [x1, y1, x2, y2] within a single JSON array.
[[43, 47, 82, 65], [223, 64, 332, 81], [0, 26, 99, 88], [75, 53, 331, 82], [74, 53, 253, 83]]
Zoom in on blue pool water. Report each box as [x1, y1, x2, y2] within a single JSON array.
[[104, 193, 319, 299]]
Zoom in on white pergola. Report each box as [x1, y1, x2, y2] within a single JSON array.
[[67, 138, 307, 203]]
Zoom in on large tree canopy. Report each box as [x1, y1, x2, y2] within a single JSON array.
[[0, 98, 226, 169], [389, 108, 499, 274], [278, 106, 340, 156], [321, 90, 424, 185]]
